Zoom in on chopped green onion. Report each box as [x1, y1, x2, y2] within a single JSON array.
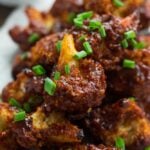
[[83, 41, 93, 55], [135, 42, 145, 49], [44, 78, 56, 96], [145, 146, 150, 150], [67, 12, 76, 23], [54, 71, 61, 80], [89, 20, 101, 30], [14, 111, 26, 122], [99, 25, 107, 38], [9, 98, 21, 108], [113, 0, 124, 7], [121, 39, 128, 48], [65, 64, 71, 75], [115, 137, 125, 150], [21, 52, 29, 60], [74, 51, 87, 60], [79, 35, 86, 41], [56, 40, 62, 53], [28, 33, 40, 44], [123, 59, 136, 69], [74, 18, 83, 28], [77, 11, 93, 20], [23, 103, 31, 113], [32, 65, 46, 76], [130, 39, 138, 48], [124, 30, 136, 40], [129, 97, 136, 102]]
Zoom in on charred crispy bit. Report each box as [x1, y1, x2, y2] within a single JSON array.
[[9, 7, 54, 51], [12, 107, 83, 149], [85, 99, 150, 150], [43, 34, 106, 113], [84, 0, 143, 17], [2, 70, 44, 109], [12, 33, 63, 78]]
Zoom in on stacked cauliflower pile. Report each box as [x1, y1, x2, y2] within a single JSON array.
[[0, 0, 150, 149]]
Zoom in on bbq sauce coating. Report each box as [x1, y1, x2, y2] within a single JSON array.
[[85, 99, 150, 150]]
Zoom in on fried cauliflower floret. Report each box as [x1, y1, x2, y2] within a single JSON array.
[[43, 34, 106, 113], [84, 0, 143, 17], [0, 103, 16, 132], [12, 107, 83, 149], [2, 69, 44, 109], [12, 33, 63, 78], [106, 49, 150, 118], [51, 0, 83, 21], [9, 7, 55, 51], [85, 99, 150, 150]]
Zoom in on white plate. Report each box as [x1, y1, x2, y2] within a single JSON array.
[[0, 0, 55, 92]]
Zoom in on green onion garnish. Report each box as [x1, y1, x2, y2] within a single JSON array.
[[83, 41, 93, 55], [89, 20, 101, 30], [44, 78, 56, 96], [145, 146, 150, 150], [23, 103, 31, 113], [115, 137, 125, 150], [74, 51, 87, 60], [56, 40, 62, 53], [79, 35, 86, 41], [121, 39, 128, 48], [14, 111, 26, 122], [21, 52, 29, 60], [67, 12, 76, 23], [99, 25, 107, 38], [124, 30, 136, 40], [74, 18, 83, 28], [32, 65, 46, 76], [54, 71, 61, 80], [9, 98, 21, 108], [129, 97, 136, 102], [123, 59, 136, 69], [65, 64, 71, 75], [28, 33, 40, 44], [135, 42, 146, 49], [77, 11, 93, 20], [130, 39, 138, 48], [113, 0, 124, 7]]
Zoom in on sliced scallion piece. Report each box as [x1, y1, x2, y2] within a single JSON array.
[[32, 65, 46, 76], [28, 33, 40, 44], [9, 98, 21, 108], [113, 0, 124, 7], [64, 64, 71, 75], [115, 137, 125, 150], [74, 51, 87, 60], [44, 78, 56, 96], [83, 41, 93, 55], [124, 30, 136, 40], [123, 59, 136, 69], [54, 71, 61, 80], [14, 111, 26, 122]]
